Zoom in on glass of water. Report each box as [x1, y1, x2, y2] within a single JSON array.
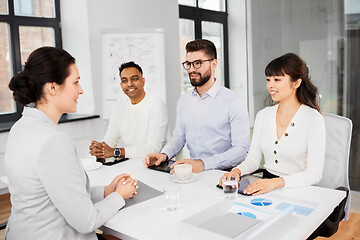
[[223, 178, 238, 199], [163, 186, 181, 211]]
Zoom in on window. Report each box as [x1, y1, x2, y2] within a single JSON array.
[[0, 0, 61, 123], [178, 0, 228, 93]]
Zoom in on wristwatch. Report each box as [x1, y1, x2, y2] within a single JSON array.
[[114, 148, 121, 158]]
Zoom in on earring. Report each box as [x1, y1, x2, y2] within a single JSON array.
[[51, 85, 56, 95]]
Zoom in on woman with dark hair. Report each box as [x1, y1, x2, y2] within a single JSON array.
[[5, 47, 138, 240], [219, 53, 325, 195]]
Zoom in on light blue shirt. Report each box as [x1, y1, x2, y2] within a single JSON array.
[[161, 81, 250, 170]]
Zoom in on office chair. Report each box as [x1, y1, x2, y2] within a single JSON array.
[[308, 112, 353, 239]]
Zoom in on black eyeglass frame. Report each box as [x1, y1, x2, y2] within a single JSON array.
[[182, 59, 214, 70]]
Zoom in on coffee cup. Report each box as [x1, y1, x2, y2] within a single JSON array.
[[174, 164, 193, 181]]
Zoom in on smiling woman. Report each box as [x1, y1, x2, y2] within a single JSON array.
[[220, 53, 326, 196], [4, 47, 138, 240]]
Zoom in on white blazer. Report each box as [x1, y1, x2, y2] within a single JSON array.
[[5, 107, 125, 240]]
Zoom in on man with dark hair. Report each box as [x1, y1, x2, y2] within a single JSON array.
[[90, 61, 168, 160], [119, 61, 143, 75], [145, 39, 250, 172]]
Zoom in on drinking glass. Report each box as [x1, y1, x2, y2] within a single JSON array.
[[163, 186, 180, 211]]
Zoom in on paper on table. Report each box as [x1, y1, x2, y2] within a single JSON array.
[[199, 212, 261, 238], [225, 202, 273, 221]]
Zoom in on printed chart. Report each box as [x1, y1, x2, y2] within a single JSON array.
[[226, 202, 273, 221], [226, 194, 318, 221], [251, 198, 273, 207], [237, 211, 257, 219]]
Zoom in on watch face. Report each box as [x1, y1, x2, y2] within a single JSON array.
[[115, 148, 121, 157]]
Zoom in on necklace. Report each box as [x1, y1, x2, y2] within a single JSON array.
[[276, 113, 292, 128]]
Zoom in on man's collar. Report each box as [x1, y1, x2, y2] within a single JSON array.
[[192, 79, 220, 98]]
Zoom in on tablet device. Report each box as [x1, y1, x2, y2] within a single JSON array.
[[148, 160, 175, 173], [238, 178, 251, 195], [97, 157, 129, 166]]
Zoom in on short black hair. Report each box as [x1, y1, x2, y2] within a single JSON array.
[[119, 61, 143, 76], [185, 39, 217, 59]]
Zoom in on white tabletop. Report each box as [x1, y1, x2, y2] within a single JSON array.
[[87, 158, 346, 240]]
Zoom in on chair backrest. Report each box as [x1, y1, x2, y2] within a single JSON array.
[[316, 113, 353, 220]]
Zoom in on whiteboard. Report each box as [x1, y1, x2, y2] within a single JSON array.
[[101, 29, 166, 119]]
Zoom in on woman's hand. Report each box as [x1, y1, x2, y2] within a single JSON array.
[[243, 177, 285, 195], [218, 168, 241, 187], [104, 173, 130, 197], [115, 177, 138, 199]]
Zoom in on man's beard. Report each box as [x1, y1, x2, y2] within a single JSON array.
[[189, 69, 211, 87]]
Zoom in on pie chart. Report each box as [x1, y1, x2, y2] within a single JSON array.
[[237, 212, 257, 219], [251, 198, 272, 206]]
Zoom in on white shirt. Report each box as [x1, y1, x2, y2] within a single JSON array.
[[103, 93, 168, 158], [5, 107, 125, 240], [237, 104, 326, 188], [161, 81, 250, 170]]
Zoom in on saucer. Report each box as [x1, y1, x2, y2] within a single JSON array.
[[170, 173, 198, 184], [83, 162, 102, 171]]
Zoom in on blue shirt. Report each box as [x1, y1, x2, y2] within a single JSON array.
[[161, 81, 250, 170]]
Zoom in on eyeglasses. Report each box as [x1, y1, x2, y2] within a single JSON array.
[[182, 59, 213, 70]]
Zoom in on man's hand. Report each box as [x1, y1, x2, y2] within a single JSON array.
[[144, 153, 167, 167], [89, 140, 103, 157], [170, 159, 205, 173], [89, 140, 114, 158], [218, 168, 241, 187]]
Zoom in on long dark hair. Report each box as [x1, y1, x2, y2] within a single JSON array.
[[265, 53, 321, 112], [9, 46, 75, 105]]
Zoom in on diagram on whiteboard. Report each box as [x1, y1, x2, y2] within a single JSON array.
[[102, 29, 166, 119]]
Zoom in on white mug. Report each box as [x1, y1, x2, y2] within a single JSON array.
[[174, 164, 192, 180]]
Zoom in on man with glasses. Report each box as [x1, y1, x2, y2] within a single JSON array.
[[89, 61, 168, 161], [145, 39, 250, 172]]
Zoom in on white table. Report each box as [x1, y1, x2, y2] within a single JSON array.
[[87, 158, 346, 240]]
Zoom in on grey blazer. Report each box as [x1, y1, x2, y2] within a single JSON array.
[[5, 107, 125, 240]]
